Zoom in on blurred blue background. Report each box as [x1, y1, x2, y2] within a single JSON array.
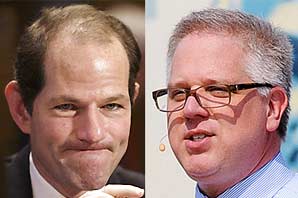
[[211, 0, 298, 170]]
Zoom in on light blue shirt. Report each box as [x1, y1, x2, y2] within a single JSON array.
[[195, 152, 298, 198]]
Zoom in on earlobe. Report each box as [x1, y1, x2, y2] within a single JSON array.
[[133, 82, 140, 104], [5, 81, 32, 134], [266, 86, 288, 132]]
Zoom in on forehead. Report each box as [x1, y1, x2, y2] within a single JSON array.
[[169, 33, 251, 86], [39, 35, 130, 100], [44, 35, 129, 82]]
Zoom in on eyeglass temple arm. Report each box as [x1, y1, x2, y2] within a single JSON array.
[[230, 83, 273, 92]]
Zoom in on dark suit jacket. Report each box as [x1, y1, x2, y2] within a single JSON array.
[[5, 145, 144, 198]]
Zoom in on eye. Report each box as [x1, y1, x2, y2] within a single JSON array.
[[54, 103, 78, 111], [103, 103, 123, 111], [204, 85, 230, 98], [169, 89, 186, 101]]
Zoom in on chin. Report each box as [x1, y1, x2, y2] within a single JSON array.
[[63, 161, 113, 190], [79, 177, 108, 190], [181, 156, 219, 181], [68, 169, 110, 191]]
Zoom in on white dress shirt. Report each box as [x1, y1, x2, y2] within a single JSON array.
[[29, 152, 65, 198], [195, 152, 298, 198]]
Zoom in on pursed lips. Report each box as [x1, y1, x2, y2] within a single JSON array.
[[62, 142, 113, 153]]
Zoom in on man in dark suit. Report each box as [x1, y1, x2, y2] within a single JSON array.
[[5, 4, 144, 198]]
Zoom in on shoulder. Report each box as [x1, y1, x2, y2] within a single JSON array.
[[5, 145, 30, 173], [4, 145, 32, 198], [108, 166, 144, 189], [274, 173, 298, 197], [5, 145, 30, 175], [281, 173, 298, 192]]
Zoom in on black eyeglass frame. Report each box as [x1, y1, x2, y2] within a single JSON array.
[[152, 83, 273, 112]]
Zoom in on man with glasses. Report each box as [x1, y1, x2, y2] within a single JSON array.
[[152, 8, 298, 197]]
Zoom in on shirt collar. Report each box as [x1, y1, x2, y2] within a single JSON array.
[[195, 152, 295, 198], [29, 152, 65, 198]]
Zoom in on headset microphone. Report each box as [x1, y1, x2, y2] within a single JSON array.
[[159, 134, 168, 152]]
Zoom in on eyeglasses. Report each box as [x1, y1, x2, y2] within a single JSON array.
[[152, 83, 273, 112]]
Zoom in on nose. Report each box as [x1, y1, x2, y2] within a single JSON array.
[[183, 96, 209, 119], [75, 106, 105, 143]]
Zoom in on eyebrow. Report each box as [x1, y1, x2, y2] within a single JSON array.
[[48, 93, 129, 105], [49, 95, 80, 105], [168, 78, 222, 88], [102, 94, 129, 102]]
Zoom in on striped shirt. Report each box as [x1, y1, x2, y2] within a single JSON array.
[[195, 153, 298, 198]]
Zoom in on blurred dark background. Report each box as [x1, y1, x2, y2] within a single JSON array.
[[0, 0, 144, 196]]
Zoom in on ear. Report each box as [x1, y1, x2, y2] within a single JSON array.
[[266, 86, 288, 132], [132, 82, 140, 104], [5, 81, 32, 134]]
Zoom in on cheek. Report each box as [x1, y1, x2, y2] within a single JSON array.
[[31, 116, 73, 147], [215, 103, 268, 158], [168, 133, 182, 160], [108, 117, 131, 143], [215, 96, 267, 134], [167, 116, 185, 153], [235, 103, 267, 134]]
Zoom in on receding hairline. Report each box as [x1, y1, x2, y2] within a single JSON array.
[[33, 4, 120, 47], [43, 32, 130, 80]]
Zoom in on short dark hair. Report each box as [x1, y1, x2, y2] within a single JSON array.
[[14, 4, 141, 114]]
